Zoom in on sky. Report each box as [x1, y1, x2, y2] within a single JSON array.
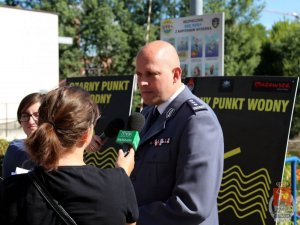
[[259, 0, 300, 30], [0, 0, 299, 30]]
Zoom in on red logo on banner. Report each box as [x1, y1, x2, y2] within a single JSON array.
[[252, 80, 293, 92]]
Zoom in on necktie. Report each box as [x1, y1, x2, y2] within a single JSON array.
[[151, 107, 160, 124], [148, 107, 160, 127]]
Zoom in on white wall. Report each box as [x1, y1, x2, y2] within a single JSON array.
[[0, 6, 59, 140]]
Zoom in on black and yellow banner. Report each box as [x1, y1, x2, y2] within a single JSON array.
[[184, 76, 299, 225], [66, 76, 134, 169]]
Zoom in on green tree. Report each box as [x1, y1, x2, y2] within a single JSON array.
[[255, 21, 299, 76], [256, 21, 300, 138], [78, 0, 128, 76], [32, 0, 148, 78]]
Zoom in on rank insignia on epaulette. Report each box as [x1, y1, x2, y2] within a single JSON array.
[[187, 99, 207, 112]]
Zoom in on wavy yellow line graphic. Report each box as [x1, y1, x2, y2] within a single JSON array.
[[84, 147, 118, 168], [221, 177, 270, 197], [85, 158, 116, 169], [222, 170, 271, 190], [218, 191, 268, 211], [87, 158, 115, 165], [84, 147, 118, 158], [85, 151, 117, 161], [218, 164, 272, 225], [219, 198, 267, 218], [218, 184, 269, 204], [223, 165, 271, 184]]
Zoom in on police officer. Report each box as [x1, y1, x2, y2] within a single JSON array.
[[131, 40, 224, 225]]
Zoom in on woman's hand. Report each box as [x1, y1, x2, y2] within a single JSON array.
[[115, 148, 135, 176]]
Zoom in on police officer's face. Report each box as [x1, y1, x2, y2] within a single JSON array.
[[136, 55, 176, 106]]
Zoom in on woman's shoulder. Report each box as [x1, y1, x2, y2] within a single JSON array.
[[83, 166, 130, 186], [85, 165, 127, 178], [7, 139, 25, 150], [47, 166, 130, 194], [55, 165, 128, 181]]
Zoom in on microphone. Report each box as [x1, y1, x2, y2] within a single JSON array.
[[116, 112, 145, 154], [98, 118, 125, 144]]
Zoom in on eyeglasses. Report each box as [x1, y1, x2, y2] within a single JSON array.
[[20, 112, 39, 122]]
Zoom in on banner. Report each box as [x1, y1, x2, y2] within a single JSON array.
[[160, 13, 224, 78], [66, 76, 135, 168], [184, 76, 299, 225]]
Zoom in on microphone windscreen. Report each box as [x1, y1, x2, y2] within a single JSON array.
[[104, 118, 125, 138], [127, 112, 145, 132]]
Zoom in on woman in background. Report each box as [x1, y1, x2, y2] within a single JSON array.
[[2, 92, 44, 178], [2, 92, 105, 179], [0, 86, 138, 225]]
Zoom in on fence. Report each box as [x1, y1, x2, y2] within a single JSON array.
[[0, 103, 25, 141]]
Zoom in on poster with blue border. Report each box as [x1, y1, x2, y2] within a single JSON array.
[[161, 13, 224, 78]]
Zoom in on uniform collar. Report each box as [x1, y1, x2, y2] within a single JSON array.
[[156, 84, 185, 114]]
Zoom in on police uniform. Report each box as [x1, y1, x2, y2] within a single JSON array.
[[131, 86, 224, 225]]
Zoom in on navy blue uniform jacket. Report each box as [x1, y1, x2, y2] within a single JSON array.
[[131, 86, 224, 225]]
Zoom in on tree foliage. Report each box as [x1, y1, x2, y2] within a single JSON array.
[[1, 0, 299, 136], [255, 21, 300, 138]]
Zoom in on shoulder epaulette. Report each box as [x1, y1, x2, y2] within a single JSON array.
[[186, 98, 207, 112]]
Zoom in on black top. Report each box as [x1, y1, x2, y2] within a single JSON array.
[[0, 166, 138, 225]]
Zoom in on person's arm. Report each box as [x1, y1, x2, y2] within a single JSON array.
[[2, 142, 28, 178], [115, 148, 135, 176], [138, 111, 224, 225]]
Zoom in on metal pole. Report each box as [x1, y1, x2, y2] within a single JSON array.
[[145, 0, 153, 43], [190, 0, 203, 16], [291, 161, 297, 225]]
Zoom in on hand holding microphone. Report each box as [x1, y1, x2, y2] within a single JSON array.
[[116, 112, 145, 154], [115, 148, 135, 176], [115, 112, 145, 176]]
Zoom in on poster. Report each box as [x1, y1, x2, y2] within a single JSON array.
[[161, 13, 224, 78], [66, 75, 135, 168], [184, 76, 299, 225]]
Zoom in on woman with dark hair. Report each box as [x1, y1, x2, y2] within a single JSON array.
[[0, 86, 138, 225], [2, 92, 44, 178]]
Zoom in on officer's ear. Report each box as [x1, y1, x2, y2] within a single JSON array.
[[172, 67, 182, 84]]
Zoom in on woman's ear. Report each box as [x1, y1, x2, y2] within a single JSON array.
[[79, 126, 93, 146], [81, 131, 89, 142]]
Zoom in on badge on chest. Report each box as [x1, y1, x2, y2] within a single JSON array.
[[150, 137, 171, 147]]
